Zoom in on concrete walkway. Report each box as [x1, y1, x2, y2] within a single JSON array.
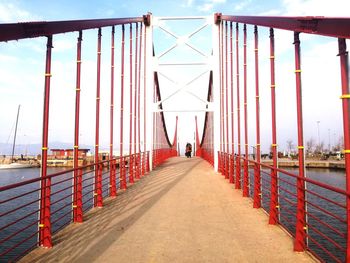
[[22, 157, 314, 263]]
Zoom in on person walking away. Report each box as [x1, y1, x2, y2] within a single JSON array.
[[185, 143, 192, 158]]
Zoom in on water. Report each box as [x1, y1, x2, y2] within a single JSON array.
[[0, 165, 126, 262], [251, 167, 346, 262], [0, 166, 347, 262]]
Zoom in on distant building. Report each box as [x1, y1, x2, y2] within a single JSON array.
[[50, 149, 90, 159]]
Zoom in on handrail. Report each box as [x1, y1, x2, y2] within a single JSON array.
[[237, 154, 350, 197], [0, 17, 146, 42], [0, 151, 150, 261], [0, 154, 138, 193], [219, 151, 348, 262], [220, 14, 350, 39]]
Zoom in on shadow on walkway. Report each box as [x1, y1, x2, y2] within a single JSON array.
[[21, 157, 202, 262]]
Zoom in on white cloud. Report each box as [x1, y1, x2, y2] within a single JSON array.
[[53, 39, 75, 53], [198, 3, 214, 12], [183, 0, 195, 7], [258, 9, 282, 16], [197, 0, 226, 12], [282, 0, 350, 16], [0, 54, 18, 63], [0, 3, 40, 23], [234, 0, 252, 11]]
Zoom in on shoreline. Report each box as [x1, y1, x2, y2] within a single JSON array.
[[261, 159, 345, 170]]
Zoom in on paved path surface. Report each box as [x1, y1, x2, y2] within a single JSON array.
[[22, 157, 315, 263]]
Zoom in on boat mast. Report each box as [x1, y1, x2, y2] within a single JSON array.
[[11, 105, 20, 162]]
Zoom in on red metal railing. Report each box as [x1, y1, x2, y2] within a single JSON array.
[[152, 72, 178, 168], [195, 71, 214, 166], [0, 153, 148, 261], [0, 13, 176, 261], [212, 13, 350, 262], [218, 154, 348, 262], [2, 13, 350, 262]]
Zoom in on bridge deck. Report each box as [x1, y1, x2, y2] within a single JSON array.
[[22, 157, 314, 263]]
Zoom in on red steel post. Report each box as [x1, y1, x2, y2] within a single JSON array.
[[152, 84, 156, 169], [110, 26, 117, 197], [338, 38, 350, 262], [94, 28, 103, 207], [243, 24, 249, 197], [235, 23, 241, 190], [222, 21, 226, 175], [143, 23, 147, 176], [77, 168, 83, 218], [137, 23, 142, 178], [39, 35, 53, 248], [293, 32, 306, 252], [253, 25, 261, 208], [218, 20, 223, 173], [134, 23, 139, 180], [146, 151, 150, 172], [129, 23, 134, 184], [269, 28, 279, 224], [225, 21, 229, 180], [73, 31, 83, 221], [229, 21, 235, 184], [120, 25, 127, 189]]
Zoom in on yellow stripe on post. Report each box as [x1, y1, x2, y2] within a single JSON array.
[[340, 94, 350, 99]]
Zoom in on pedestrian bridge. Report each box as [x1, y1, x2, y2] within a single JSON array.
[[0, 13, 350, 263], [21, 157, 312, 262]]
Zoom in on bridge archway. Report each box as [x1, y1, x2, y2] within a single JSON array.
[[145, 14, 220, 169]]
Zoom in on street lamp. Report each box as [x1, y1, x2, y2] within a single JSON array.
[[317, 121, 321, 147], [250, 145, 256, 160]]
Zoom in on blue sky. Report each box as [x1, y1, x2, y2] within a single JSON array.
[[2, 0, 350, 22], [0, 0, 349, 155]]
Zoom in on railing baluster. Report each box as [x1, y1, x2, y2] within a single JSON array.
[[94, 28, 103, 208], [110, 26, 117, 197], [268, 28, 279, 224], [293, 31, 307, 252], [243, 24, 249, 197], [219, 20, 223, 174], [143, 21, 147, 176], [229, 21, 235, 184], [134, 23, 139, 180], [225, 21, 229, 180], [73, 30, 83, 221], [235, 22, 241, 190], [138, 23, 143, 178], [39, 35, 53, 248], [253, 25, 261, 208], [129, 23, 134, 184], [120, 25, 127, 190], [337, 37, 350, 262]]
